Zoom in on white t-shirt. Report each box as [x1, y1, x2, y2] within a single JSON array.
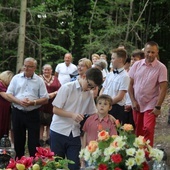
[[55, 62, 77, 85], [102, 68, 130, 106], [50, 80, 97, 137]]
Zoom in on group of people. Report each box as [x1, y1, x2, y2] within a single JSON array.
[[0, 41, 168, 170]]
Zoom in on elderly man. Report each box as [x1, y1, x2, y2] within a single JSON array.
[[55, 53, 77, 85], [7, 57, 49, 158], [128, 41, 168, 146]]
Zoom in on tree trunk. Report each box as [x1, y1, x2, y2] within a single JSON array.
[[16, 0, 27, 73]]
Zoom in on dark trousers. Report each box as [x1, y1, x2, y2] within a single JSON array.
[[109, 104, 128, 125], [12, 107, 40, 158], [50, 130, 81, 170]]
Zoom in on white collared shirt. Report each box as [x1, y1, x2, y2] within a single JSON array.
[[6, 72, 49, 111], [102, 68, 130, 106], [50, 80, 97, 137], [55, 62, 77, 85]]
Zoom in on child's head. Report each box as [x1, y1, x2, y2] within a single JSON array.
[[111, 48, 127, 69], [131, 49, 144, 66], [96, 94, 112, 106], [86, 68, 103, 86], [80, 68, 103, 91], [96, 94, 112, 114]]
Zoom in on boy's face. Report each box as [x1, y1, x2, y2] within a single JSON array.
[[82, 78, 97, 91], [111, 53, 120, 69], [96, 99, 112, 115], [131, 56, 141, 66]]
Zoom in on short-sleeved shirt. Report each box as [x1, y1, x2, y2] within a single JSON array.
[[50, 80, 97, 137], [83, 113, 117, 145], [128, 59, 167, 112], [55, 62, 77, 85], [102, 68, 130, 106], [6, 72, 49, 111]]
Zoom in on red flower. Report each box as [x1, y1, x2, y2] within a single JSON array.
[[98, 163, 108, 170], [111, 154, 122, 164], [114, 168, 122, 170], [6, 158, 16, 169], [35, 147, 54, 159], [16, 156, 34, 168], [142, 161, 149, 170]]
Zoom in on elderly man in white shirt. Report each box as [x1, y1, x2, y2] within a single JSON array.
[[55, 53, 77, 85]]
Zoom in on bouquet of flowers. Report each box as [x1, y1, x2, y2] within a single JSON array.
[[79, 121, 164, 170], [4, 147, 74, 170]]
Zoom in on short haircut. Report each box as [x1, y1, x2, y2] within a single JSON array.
[[131, 49, 144, 59], [144, 41, 159, 50], [96, 94, 112, 106], [94, 59, 107, 70], [24, 57, 37, 66], [78, 58, 92, 69], [85, 68, 103, 86], [111, 48, 127, 64], [42, 64, 52, 70], [91, 53, 100, 60]]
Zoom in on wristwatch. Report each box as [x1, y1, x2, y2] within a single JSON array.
[[155, 106, 161, 110]]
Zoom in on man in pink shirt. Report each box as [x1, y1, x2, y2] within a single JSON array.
[[128, 41, 168, 146]]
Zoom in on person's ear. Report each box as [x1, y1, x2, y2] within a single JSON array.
[[109, 105, 112, 111]]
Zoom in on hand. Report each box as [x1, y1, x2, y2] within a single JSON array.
[[72, 113, 84, 123], [20, 98, 31, 107], [149, 108, 161, 117], [124, 105, 132, 112], [132, 101, 140, 112], [108, 114, 116, 124]]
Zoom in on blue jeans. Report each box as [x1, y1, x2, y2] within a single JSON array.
[[50, 130, 81, 170]]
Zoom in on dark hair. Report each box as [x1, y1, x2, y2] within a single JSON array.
[[112, 48, 127, 64], [131, 49, 144, 59], [86, 68, 103, 86], [96, 94, 112, 106], [125, 56, 131, 64], [144, 41, 159, 50]]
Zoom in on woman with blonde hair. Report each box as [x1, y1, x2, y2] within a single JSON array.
[[0, 70, 14, 139]]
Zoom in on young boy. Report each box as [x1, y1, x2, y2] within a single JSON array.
[[100, 48, 130, 125], [50, 68, 103, 170], [82, 94, 117, 147]]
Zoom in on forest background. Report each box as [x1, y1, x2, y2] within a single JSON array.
[[0, 0, 170, 77]]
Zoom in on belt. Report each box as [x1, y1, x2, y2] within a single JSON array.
[[13, 107, 38, 113]]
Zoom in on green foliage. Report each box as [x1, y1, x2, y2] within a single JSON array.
[[0, 0, 169, 72]]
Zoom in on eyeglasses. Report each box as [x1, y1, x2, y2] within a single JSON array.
[[23, 65, 35, 69], [86, 79, 96, 90]]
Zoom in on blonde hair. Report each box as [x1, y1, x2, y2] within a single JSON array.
[[78, 58, 92, 69], [0, 70, 14, 86], [91, 53, 100, 60]]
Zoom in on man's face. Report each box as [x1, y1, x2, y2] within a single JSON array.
[[144, 45, 158, 63], [64, 54, 72, 66], [23, 60, 36, 77]]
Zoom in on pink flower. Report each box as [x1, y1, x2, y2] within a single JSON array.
[[16, 156, 34, 168], [98, 163, 108, 170], [6, 158, 16, 169], [35, 147, 54, 159], [111, 154, 122, 164]]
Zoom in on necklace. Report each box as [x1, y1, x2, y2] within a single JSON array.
[[42, 75, 54, 86]]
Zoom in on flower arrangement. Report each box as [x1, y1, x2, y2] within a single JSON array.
[[4, 147, 74, 170], [79, 121, 164, 170]]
